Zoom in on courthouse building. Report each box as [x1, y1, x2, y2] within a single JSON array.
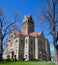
[[4, 15, 50, 61]]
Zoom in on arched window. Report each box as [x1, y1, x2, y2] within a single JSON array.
[[15, 40, 18, 43], [26, 39, 27, 44], [25, 55, 27, 59]]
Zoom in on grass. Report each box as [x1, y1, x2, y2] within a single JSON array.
[[0, 61, 55, 65]]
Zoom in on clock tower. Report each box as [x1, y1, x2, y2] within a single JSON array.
[[22, 15, 34, 34]]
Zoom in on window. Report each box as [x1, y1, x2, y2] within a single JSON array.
[[10, 35, 13, 38], [16, 47, 17, 48], [26, 39, 27, 44], [16, 50, 17, 52], [25, 55, 27, 59], [21, 47, 22, 50], [30, 39, 33, 44], [15, 40, 18, 43], [21, 40, 24, 43], [39, 40, 43, 46], [30, 47, 33, 52], [29, 21, 33, 24]]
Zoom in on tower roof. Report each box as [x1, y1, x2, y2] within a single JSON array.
[[29, 32, 42, 37], [22, 15, 33, 23], [24, 15, 32, 19], [11, 29, 21, 35]]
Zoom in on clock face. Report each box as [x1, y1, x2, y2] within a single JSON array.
[[23, 26, 26, 29]]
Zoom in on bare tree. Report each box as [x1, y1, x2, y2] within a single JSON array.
[[36, 0, 58, 65], [0, 8, 20, 61]]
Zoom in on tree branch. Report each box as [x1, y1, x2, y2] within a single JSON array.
[[4, 21, 16, 36]]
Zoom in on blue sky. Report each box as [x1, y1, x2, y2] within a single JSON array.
[[0, 0, 54, 53]]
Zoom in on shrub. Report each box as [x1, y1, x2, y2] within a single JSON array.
[[30, 59, 38, 61], [6, 55, 10, 62], [22, 58, 26, 61], [38, 59, 42, 62]]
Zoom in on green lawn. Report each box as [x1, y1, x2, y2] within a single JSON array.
[[0, 61, 55, 65]]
